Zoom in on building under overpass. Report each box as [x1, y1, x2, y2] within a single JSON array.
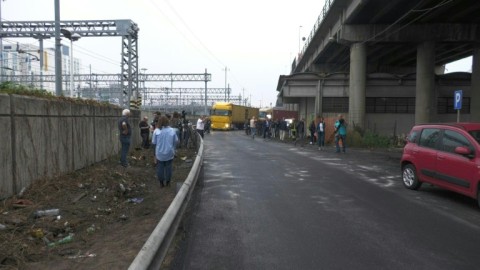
[[276, 0, 480, 136]]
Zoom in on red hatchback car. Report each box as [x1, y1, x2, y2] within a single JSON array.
[[401, 123, 480, 207]]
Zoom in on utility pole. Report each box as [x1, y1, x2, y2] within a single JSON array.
[[223, 66, 229, 101], [0, 0, 3, 83], [242, 88, 245, 106], [54, 0, 62, 96], [89, 64, 92, 98], [141, 68, 147, 109], [204, 68, 208, 115], [227, 83, 230, 102], [36, 37, 46, 90]]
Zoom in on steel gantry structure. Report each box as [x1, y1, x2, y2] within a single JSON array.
[[8, 73, 212, 84], [141, 87, 237, 106], [9, 72, 214, 110], [0, 19, 139, 107], [1, 20, 215, 110]]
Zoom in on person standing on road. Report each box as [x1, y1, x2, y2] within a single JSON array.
[[139, 116, 150, 149], [309, 119, 316, 145], [317, 117, 326, 151], [196, 115, 206, 138], [271, 119, 277, 138], [118, 109, 132, 167], [250, 116, 257, 139], [275, 119, 281, 138], [154, 116, 179, 187], [294, 118, 305, 146], [263, 118, 271, 140], [279, 118, 287, 141], [289, 119, 297, 141], [171, 111, 183, 147], [204, 118, 211, 134], [334, 114, 347, 153]]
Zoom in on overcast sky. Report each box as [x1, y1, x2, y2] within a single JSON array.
[[3, 0, 472, 107]]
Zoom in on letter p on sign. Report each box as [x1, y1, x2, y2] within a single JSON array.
[[454, 90, 462, 110]]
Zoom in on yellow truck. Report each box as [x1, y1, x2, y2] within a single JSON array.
[[210, 102, 259, 130]]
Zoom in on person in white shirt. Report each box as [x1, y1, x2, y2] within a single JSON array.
[[196, 115, 205, 138], [250, 116, 256, 139], [317, 117, 326, 150]]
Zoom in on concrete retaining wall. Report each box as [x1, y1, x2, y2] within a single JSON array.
[[0, 93, 140, 199]]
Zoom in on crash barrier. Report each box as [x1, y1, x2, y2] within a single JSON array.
[[129, 132, 204, 270], [0, 94, 141, 198]]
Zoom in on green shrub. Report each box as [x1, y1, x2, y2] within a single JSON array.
[[362, 130, 391, 148], [346, 129, 393, 148]]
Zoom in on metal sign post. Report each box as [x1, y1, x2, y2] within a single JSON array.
[[454, 90, 462, 123]]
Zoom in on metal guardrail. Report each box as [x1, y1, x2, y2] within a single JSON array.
[[128, 133, 204, 270]]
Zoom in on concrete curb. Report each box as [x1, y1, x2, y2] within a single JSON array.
[[128, 134, 204, 270]]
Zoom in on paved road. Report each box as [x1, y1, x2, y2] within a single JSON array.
[[172, 131, 480, 270]]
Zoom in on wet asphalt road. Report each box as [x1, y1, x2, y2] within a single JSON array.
[[172, 131, 480, 270]]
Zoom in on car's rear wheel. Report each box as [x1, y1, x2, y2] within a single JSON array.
[[402, 164, 422, 190]]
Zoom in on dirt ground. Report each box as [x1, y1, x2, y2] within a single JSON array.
[[0, 146, 197, 270]]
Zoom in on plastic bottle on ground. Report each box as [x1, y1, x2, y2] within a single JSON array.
[[34, 209, 60, 218]]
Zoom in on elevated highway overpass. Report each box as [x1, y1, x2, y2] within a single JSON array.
[[278, 0, 480, 134]]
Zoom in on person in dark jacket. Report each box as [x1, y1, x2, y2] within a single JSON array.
[[294, 118, 305, 146], [139, 116, 150, 149], [279, 118, 288, 141], [309, 119, 316, 145]]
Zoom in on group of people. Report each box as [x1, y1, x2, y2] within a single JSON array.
[[248, 116, 288, 140], [118, 109, 184, 188], [247, 114, 347, 153], [118, 111, 347, 187]]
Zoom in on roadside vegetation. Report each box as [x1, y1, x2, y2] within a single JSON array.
[[0, 82, 115, 107], [347, 126, 406, 149]]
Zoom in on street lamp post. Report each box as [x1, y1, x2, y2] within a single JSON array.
[[61, 29, 81, 97]]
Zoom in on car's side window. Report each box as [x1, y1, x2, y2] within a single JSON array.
[[441, 130, 472, 154], [468, 130, 480, 144], [418, 128, 441, 149], [407, 130, 419, 143]]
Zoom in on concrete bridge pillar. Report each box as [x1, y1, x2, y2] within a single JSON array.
[[471, 45, 480, 121], [315, 80, 323, 117], [349, 42, 366, 130], [415, 41, 436, 124]]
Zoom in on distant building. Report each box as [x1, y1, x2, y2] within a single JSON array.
[[0, 40, 81, 94]]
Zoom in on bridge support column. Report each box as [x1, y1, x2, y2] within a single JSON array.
[[315, 80, 323, 117], [415, 41, 436, 124], [471, 45, 480, 121], [349, 43, 366, 130]]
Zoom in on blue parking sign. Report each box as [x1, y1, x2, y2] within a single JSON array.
[[454, 90, 462, 110]]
